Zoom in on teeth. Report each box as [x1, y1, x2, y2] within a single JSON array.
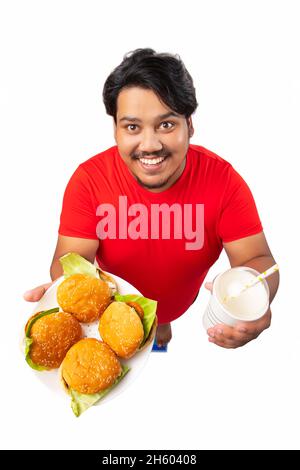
[[139, 157, 165, 165]]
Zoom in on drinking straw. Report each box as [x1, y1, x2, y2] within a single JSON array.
[[224, 263, 279, 302]]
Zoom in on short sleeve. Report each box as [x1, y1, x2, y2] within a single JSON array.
[[58, 165, 98, 239], [218, 166, 263, 243]]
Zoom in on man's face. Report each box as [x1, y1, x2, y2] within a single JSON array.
[[114, 87, 194, 192]]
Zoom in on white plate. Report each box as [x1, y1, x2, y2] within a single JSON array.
[[24, 273, 155, 409]]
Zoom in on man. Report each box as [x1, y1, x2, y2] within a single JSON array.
[[24, 48, 279, 349]]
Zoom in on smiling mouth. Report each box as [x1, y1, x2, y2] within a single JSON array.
[[138, 156, 167, 166]]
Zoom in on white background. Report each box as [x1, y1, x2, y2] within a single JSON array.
[[0, 0, 299, 450]]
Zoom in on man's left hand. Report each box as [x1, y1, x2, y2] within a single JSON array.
[[206, 308, 271, 349], [204, 281, 271, 349]]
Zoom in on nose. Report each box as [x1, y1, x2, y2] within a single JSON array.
[[138, 129, 163, 154]]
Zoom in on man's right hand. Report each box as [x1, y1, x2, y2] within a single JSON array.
[[23, 282, 54, 302]]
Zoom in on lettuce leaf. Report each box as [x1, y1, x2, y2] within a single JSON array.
[[25, 307, 59, 371], [25, 307, 60, 337], [114, 294, 157, 346], [59, 252, 98, 279], [24, 337, 33, 356], [70, 365, 130, 417], [26, 354, 49, 371]]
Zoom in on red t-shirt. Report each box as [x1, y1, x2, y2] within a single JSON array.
[[59, 144, 263, 324]]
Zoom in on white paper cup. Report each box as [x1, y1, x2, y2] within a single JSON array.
[[203, 266, 270, 330]]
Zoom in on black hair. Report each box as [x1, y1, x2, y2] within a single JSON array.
[[102, 48, 198, 123]]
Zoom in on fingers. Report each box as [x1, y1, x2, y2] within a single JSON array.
[[206, 309, 272, 349], [23, 282, 53, 302], [234, 310, 271, 338], [204, 282, 213, 292], [204, 274, 218, 292], [207, 324, 258, 349]]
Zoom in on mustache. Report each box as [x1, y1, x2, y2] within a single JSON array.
[[131, 149, 171, 159]]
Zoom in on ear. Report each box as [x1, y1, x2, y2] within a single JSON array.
[[187, 116, 194, 138], [113, 120, 117, 142]]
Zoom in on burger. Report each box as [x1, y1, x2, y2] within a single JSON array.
[[60, 338, 129, 416], [57, 252, 117, 323], [24, 307, 82, 370], [99, 294, 157, 359]]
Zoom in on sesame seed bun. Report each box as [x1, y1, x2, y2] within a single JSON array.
[[28, 312, 82, 369], [57, 274, 111, 323], [61, 338, 122, 394], [99, 301, 144, 359]]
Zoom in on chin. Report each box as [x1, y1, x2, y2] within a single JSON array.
[[139, 178, 168, 190]]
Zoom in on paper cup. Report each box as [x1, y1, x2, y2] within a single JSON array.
[[203, 266, 270, 330]]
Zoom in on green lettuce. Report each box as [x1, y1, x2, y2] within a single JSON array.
[[25, 307, 60, 337], [59, 252, 98, 279], [114, 294, 157, 346], [24, 337, 33, 356], [25, 307, 59, 371], [70, 365, 130, 417], [25, 352, 48, 371]]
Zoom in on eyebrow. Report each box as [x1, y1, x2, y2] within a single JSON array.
[[119, 112, 181, 123]]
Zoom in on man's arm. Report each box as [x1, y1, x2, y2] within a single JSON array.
[[223, 231, 279, 303], [24, 235, 99, 301], [206, 232, 279, 348]]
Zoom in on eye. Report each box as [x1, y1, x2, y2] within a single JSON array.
[[126, 124, 138, 132], [160, 121, 175, 130]]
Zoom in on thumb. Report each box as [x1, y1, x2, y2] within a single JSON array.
[[204, 282, 213, 292], [23, 282, 53, 302]]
